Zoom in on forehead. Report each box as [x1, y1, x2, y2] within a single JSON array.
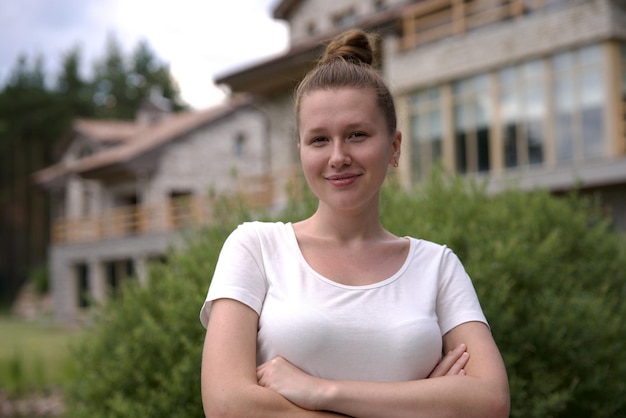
[[298, 88, 381, 128]]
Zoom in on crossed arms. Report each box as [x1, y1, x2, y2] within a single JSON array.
[[201, 298, 509, 418]]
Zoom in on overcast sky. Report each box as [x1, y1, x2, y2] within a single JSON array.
[[0, 0, 289, 109]]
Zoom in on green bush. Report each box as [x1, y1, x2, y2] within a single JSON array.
[[65, 220, 241, 418], [66, 175, 626, 417], [29, 264, 50, 295], [380, 173, 626, 417]]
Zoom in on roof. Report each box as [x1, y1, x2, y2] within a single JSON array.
[[216, 2, 408, 95], [73, 119, 143, 146], [33, 94, 254, 188], [273, 0, 300, 20]]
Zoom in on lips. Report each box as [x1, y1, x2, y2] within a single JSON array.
[[325, 173, 361, 187]]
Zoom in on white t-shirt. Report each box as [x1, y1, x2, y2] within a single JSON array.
[[200, 221, 487, 382]]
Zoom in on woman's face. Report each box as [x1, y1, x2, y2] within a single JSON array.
[[297, 87, 401, 213]]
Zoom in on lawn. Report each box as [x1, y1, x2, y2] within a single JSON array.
[[0, 316, 82, 395]]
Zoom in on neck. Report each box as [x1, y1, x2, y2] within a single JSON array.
[[304, 200, 388, 243]]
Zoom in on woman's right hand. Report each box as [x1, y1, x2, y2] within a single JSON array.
[[428, 343, 469, 378]]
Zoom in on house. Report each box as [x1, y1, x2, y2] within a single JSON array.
[[37, 0, 626, 321], [34, 94, 299, 321], [219, 0, 626, 233]]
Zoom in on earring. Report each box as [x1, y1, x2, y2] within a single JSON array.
[[392, 160, 399, 168]]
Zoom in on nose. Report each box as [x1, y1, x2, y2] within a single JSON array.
[[329, 141, 351, 168]]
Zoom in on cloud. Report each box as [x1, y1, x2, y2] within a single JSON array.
[[0, 0, 288, 109]]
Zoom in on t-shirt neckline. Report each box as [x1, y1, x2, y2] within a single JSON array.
[[283, 222, 416, 290]]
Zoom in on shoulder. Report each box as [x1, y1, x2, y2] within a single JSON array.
[[232, 221, 290, 239], [406, 237, 466, 270], [407, 237, 453, 258], [225, 221, 292, 250]]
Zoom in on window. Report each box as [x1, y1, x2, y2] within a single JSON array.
[[234, 133, 246, 157], [409, 87, 443, 181], [106, 261, 119, 297], [169, 190, 194, 229], [307, 22, 317, 37], [543, 0, 569, 11], [77, 144, 93, 159], [453, 75, 492, 174], [106, 259, 135, 298], [407, 43, 608, 184], [333, 9, 358, 28], [499, 60, 546, 168], [522, 0, 568, 13], [552, 45, 605, 162], [76, 263, 90, 308]]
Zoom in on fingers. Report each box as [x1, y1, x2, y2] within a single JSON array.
[[447, 350, 469, 376], [257, 356, 285, 384], [428, 343, 469, 378]]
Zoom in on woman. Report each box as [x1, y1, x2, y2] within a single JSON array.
[[200, 29, 509, 418]]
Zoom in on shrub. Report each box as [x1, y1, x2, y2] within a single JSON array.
[[65, 219, 241, 418], [380, 173, 626, 417], [66, 175, 626, 417]]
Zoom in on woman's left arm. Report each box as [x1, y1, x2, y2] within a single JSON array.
[[257, 321, 509, 418]]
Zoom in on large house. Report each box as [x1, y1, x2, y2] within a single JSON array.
[[36, 0, 626, 321]]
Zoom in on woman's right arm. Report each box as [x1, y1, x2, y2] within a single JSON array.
[[201, 298, 348, 418]]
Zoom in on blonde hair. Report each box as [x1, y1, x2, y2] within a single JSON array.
[[295, 28, 397, 134]]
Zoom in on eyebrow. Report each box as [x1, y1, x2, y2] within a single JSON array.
[[303, 121, 375, 134]]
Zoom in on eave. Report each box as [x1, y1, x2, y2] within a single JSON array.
[[273, 0, 301, 20], [216, 5, 405, 96]]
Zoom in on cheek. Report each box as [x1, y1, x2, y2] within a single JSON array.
[[299, 151, 320, 177]]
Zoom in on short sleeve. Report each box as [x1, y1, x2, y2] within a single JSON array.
[[436, 248, 488, 335], [199, 223, 267, 328]]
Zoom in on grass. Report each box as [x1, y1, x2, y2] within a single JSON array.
[[0, 316, 82, 395]]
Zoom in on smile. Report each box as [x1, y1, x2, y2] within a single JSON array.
[[325, 173, 361, 187]]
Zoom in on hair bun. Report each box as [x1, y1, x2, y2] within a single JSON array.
[[321, 29, 377, 67]]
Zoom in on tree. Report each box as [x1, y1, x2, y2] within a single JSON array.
[[92, 34, 133, 119], [0, 54, 65, 303], [130, 40, 185, 111], [0, 35, 186, 305], [56, 47, 95, 118], [91, 35, 186, 119]]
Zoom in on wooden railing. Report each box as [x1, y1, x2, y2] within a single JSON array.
[[52, 196, 212, 245], [52, 170, 303, 245], [401, 0, 566, 49]]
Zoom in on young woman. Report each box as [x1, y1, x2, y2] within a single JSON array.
[[200, 29, 509, 418]]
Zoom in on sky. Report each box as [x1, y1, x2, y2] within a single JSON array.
[[0, 0, 290, 109]]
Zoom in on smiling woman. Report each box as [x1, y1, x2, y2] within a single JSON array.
[[298, 88, 400, 213], [200, 28, 509, 418]]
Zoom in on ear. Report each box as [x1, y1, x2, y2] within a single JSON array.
[[390, 130, 402, 164]]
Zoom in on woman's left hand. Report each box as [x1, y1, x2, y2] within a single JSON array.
[[257, 356, 326, 411], [428, 343, 469, 378]]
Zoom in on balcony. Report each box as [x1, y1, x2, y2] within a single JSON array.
[[400, 0, 567, 50], [51, 171, 297, 245]]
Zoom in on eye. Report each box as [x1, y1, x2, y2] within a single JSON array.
[[309, 136, 329, 146], [347, 132, 366, 142]]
